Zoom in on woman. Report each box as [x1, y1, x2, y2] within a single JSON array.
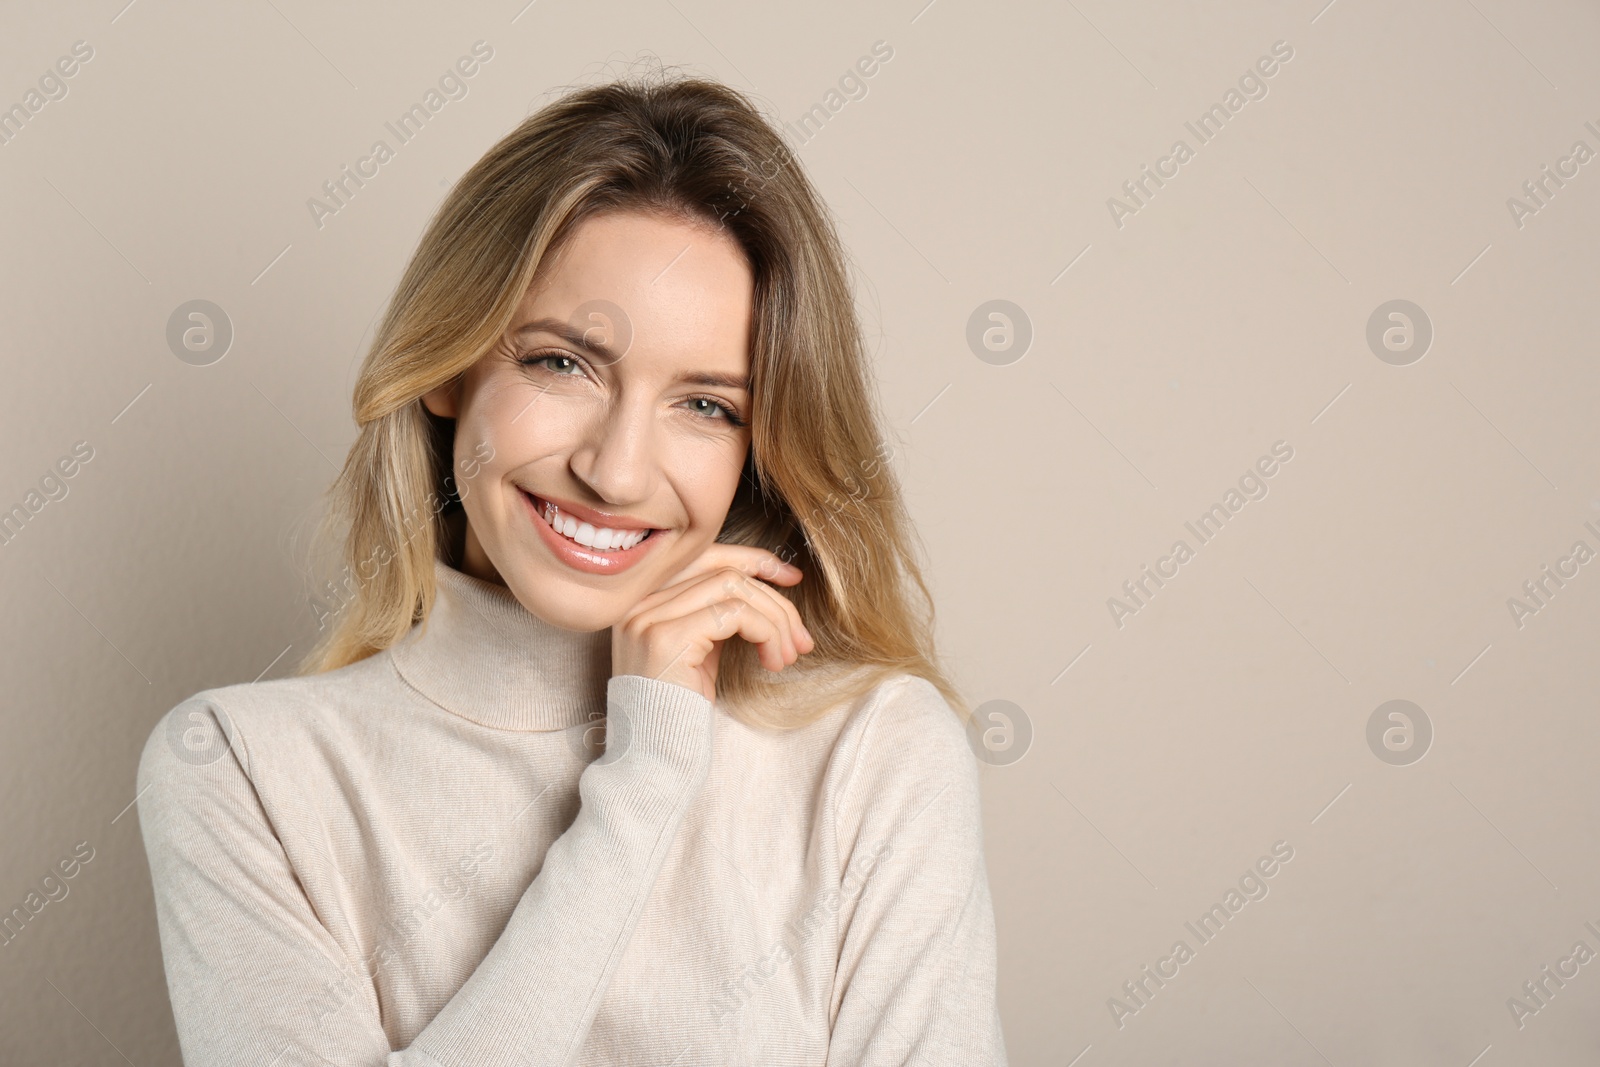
[[138, 72, 1007, 1065]]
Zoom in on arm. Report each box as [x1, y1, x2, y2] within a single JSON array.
[[825, 677, 1009, 1066], [136, 674, 712, 1067]]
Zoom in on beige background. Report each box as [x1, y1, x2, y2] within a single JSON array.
[[3, 0, 1599, 1062]]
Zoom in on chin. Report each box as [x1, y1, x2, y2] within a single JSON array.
[[503, 563, 626, 633]]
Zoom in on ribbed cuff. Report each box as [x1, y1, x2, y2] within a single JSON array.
[[599, 674, 715, 791]]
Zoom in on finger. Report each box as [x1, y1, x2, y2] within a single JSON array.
[[707, 567, 812, 655], [627, 575, 796, 668], [656, 542, 802, 594], [632, 550, 801, 622], [631, 571, 799, 668], [659, 595, 786, 672], [737, 570, 814, 655], [724, 600, 787, 671], [727, 579, 799, 666]]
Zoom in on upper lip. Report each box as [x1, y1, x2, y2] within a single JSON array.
[[522, 488, 659, 532]]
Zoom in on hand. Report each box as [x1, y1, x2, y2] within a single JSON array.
[[611, 543, 816, 702]]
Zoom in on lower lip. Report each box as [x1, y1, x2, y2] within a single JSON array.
[[522, 491, 663, 575]]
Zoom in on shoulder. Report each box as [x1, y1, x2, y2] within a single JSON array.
[[837, 672, 971, 764], [843, 672, 967, 749], [135, 651, 399, 802], [825, 672, 980, 823]]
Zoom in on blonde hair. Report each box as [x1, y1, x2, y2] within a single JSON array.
[[296, 70, 966, 730]]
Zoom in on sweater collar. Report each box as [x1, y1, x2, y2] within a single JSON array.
[[388, 557, 613, 732]]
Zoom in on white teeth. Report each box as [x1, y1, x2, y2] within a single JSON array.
[[537, 497, 648, 552]]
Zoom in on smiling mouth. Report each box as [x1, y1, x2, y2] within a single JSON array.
[[524, 491, 658, 553]]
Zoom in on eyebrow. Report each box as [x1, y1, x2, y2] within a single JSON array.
[[513, 317, 750, 391]]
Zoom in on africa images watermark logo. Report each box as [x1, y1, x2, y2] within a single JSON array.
[[306, 41, 495, 230], [1106, 440, 1295, 628], [1106, 839, 1296, 1030], [1105, 39, 1295, 229]]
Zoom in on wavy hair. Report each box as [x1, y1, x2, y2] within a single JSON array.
[[294, 69, 966, 730]]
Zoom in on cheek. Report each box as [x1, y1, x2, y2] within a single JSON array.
[[463, 378, 597, 467], [660, 432, 746, 528]]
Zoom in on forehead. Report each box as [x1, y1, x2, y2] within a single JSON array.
[[519, 209, 755, 373]]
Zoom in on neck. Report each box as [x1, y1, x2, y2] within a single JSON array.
[[389, 556, 613, 732]]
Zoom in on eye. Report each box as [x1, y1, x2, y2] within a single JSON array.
[[517, 351, 585, 376], [682, 396, 746, 427]]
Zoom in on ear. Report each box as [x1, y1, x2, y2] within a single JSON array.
[[421, 377, 460, 418]]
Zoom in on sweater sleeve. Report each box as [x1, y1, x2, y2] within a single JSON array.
[[136, 673, 712, 1067], [824, 677, 1009, 1066]]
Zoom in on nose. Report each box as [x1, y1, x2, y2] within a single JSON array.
[[567, 394, 658, 506]]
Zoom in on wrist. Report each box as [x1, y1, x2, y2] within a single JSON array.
[[601, 674, 715, 782]]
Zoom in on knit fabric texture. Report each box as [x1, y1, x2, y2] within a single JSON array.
[[136, 557, 1007, 1065]]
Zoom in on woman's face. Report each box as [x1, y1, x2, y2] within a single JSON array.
[[423, 208, 756, 632]]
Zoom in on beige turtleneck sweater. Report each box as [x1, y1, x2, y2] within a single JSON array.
[[136, 558, 1007, 1065]]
